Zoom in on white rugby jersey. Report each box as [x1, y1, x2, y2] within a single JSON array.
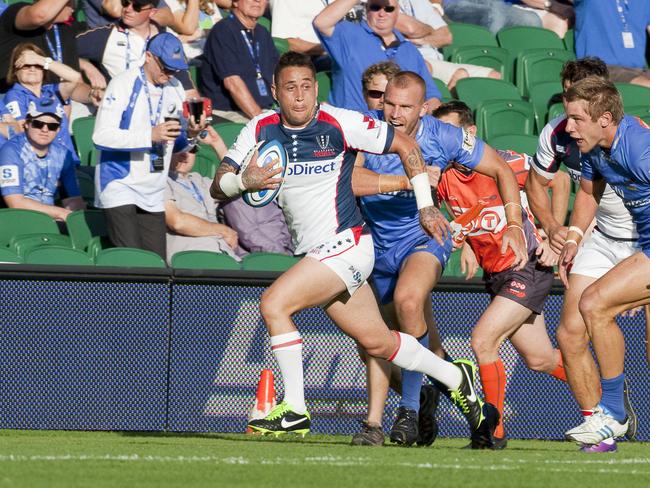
[[223, 104, 394, 254], [93, 67, 186, 212], [533, 115, 637, 240]]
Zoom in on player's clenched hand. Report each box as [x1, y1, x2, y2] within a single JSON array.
[[419, 206, 451, 246], [241, 150, 283, 191], [558, 241, 579, 288], [548, 223, 568, 254], [535, 239, 559, 267], [502, 226, 528, 271], [460, 242, 479, 280]]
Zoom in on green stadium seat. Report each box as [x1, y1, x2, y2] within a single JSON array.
[[547, 102, 565, 121], [614, 83, 650, 110], [171, 250, 241, 270], [442, 22, 498, 60], [212, 122, 245, 149], [194, 144, 220, 177], [273, 37, 290, 54], [627, 106, 650, 121], [189, 65, 200, 90], [476, 99, 535, 140], [529, 81, 563, 132], [451, 45, 512, 82], [95, 248, 167, 268], [433, 77, 452, 102], [10, 233, 72, 258], [24, 246, 94, 266], [316, 71, 332, 103], [496, 26, 565, 59], [258, 16, 271, 32], [0, 209, 60, 248], [454, 78, 520, 111], [443, 250, 465, 278], [72, 116, 97, 166], [488, 134, 539, 156], [66, 209, 109, 251], [516, 48, 575, 98], [241, 252, 299, 271], [75, 169, 96, 206], [0, 248, 22, 264], [563, 28, 574, 53]]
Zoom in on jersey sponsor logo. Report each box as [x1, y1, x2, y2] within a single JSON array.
[[461, 128, 476, 153], [0, 165, 19, 187], [479, 210, 502, 232], [506, 280, 527, 298], [555, 145, 566, 154], [362, 115, 377, 131], [287, 160, 336, 176], [348, 265, 362, 286], [5, 101, 20, 118]]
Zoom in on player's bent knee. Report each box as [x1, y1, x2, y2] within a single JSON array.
[[470, 333, 497, 361], [556, 322, 589, 352], [578, 286, 609, 324], [260, 289, 291, 324]]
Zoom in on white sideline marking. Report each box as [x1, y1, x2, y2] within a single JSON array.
[[1, 454, 650, 475]]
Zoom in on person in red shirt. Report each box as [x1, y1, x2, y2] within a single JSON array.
[[434, 101, 568, 449]]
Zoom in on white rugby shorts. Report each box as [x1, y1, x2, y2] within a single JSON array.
[[305, 226, 375, 295], [571, 229, 640, 279]]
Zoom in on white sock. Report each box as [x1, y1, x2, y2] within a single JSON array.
[[270, 331, 306, 414], [388, 332, 462, 390]]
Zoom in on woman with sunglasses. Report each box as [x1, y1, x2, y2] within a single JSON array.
[[4, 43, 84, 162]]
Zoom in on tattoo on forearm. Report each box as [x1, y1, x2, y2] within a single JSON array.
[[405, 147, 426, 178]]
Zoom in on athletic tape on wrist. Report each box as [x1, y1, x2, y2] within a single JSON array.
[[219, 171, 246, 197], [410, 173, 434, 210]]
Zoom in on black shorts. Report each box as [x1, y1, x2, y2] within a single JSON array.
[[484, 253, 554, 315]]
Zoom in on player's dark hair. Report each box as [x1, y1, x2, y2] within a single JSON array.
[[563, 76, 624, 123], [432, 100, 475, 127], [274, 51, 316, 83], [561, 57, 609, 86]]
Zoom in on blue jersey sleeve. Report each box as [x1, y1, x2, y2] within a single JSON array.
[[437, 122, 485, 170], [3, 88, 28, 121], [59, 151, 81, 198], [0, 142, 24, 197], [579, 152, 600, 181], [625, 135, 650, 185]]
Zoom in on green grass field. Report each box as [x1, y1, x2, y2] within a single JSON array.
[[2, 430, 650, 487]]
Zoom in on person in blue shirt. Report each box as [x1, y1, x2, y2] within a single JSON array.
[[4, 42, 91, 163], [349, 71, 528, 447], [313, 0, 441, 113], [574, 0, 650, 87], [0, 100, 85, 221], [559, 76, 650, 447]]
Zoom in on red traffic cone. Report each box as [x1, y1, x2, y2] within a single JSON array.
[[245, 369, 277, 434]]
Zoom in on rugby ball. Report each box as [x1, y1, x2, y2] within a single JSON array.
[[241, 139, 288, 207]]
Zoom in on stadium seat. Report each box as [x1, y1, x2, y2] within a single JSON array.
[[488, 134, 539, 156], [75, 169, 96, 206], [24, 246, 94, 266], [0, 248, 22, 264], [547, 102, 565, 121], [72, 116, 97, 166], [273, 37, 290, 55], [0, 208, 60, 248], [563, 28, 575, 53], [476, 99, 535, 140], [454, 78, 520, 112], [627, 106, 650, 121], [194, 144, 220, 178], [442, 22, 497, 60], [171, 250, 241, 270], [516, 48, 575, 98], [433, 77, 452, 102], [451, 45, 512, 82], [66, 209, 109, 251], [258, 16, 271, 32], [10, 233, 72, 258], [316, 71, 332, 103], [242, 252, 299, 271], [496, 26, 565, 59], [614, 83, 650, 110], [529, 81, 563, 132], [95, 248, 167, 268], [443, 250, 465, 278], [212, 122, 245, 149], [189, 65, 200, 90]]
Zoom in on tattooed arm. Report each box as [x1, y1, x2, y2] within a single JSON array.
[[388, 130, 451, 244]]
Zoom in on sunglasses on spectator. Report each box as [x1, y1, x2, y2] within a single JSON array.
[[153, 56, 179, 76], [30, 120, 60, 131], [368, 4, 397, 13], [19, 64, 43, 70], [366, 89, 385, 99], [121, 0, 154, 12]]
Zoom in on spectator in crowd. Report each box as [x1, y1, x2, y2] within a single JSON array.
[[0, 0, 82, 92], [362, 61, 400, 110], [92, 33, 203, 258], [200, 0, 279, 123], [165, 126, 240, 263], [505, 1, 573, 38], [166, 0, 232, 61], [269, 0, 329, 70], [574, 0, 650, 87], [3, 43, 97, 163], [313, 0, 442, 112], [0, 100, 85, 221], [440, 0, 542, 34], [97, 0, 202, 35], [397, 0, 501, 89], [0, 109, 25, 148], [76, 0, 197, 94]]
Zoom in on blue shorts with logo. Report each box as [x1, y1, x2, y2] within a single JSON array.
[[371, 233, 452, 305]]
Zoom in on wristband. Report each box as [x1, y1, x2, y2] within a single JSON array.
[[504, 201, 522, 211], [410, 172, 434, 210], [219, 171, 246, 197], [568, 226, 584, 238], [565, 239, 579, 247]]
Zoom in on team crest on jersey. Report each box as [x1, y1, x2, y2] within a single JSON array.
[[461, 128, 476, 153], [314, 134, 336, 157], [5, 101, 20, 118], [317, 135, 330, 150]]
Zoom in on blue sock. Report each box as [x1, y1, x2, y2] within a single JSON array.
[[399, 333, 428, 412], [600, 374, 626, 423]]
